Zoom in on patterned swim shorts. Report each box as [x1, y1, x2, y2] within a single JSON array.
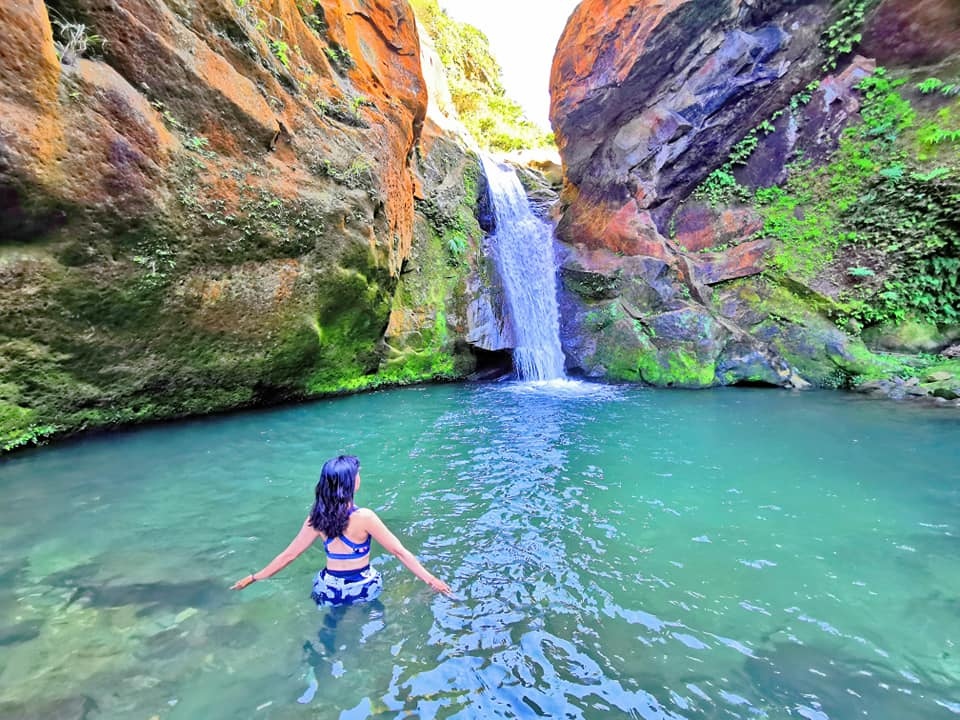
[[311, 566, 383, 607]]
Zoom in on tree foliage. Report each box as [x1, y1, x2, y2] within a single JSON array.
[[410, 0, 553, 152]]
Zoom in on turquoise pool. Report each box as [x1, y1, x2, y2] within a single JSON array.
[[1, 383, 958, 719]]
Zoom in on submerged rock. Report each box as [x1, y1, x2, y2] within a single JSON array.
[[0, 695, 99, 720], [0, 620, 42, 646], [746, 641, 960, 719]]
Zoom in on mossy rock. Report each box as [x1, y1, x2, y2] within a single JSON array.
[[583, 304, 723, 388], [862, 318, 960, 354]]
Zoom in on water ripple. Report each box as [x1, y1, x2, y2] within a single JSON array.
[[1, 386, 959, 718]]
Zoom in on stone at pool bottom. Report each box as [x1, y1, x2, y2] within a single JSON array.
[[745, 641, 959, 719], [0, 694, 98, 720], [0, 620, 42, 646]]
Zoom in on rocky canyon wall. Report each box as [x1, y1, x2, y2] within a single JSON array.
[[550, 0, 960, 397], [0, 0, 485, 450]]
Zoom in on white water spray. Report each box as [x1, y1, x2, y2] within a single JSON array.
[[480, 156, 566, 382]]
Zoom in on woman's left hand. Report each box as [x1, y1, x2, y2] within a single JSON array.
[[427, 576, 453, 595], [230, 574, 257, 590]]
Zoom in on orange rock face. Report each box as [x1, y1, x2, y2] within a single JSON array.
[[1, 0, 426, 265], [0, 0, 431, 436], [672, 204, 763, 254]]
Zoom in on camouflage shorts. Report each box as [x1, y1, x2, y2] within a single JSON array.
[[311, 566, 383, 607]]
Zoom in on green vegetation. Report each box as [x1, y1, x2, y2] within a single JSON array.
[[409, 0, 553, 152], [819, 0, 877, 72], [315, 97, 368, 128], [917, 77, 960, 97], [268, 38, 291, 68], [311, 155, 375, 192], [1, 397, 57, 452], [693, 66, 960, 330], [324, 44, 354, 73], [695, 120, 777, 206]]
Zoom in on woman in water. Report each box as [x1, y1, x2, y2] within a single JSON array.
[[231, 454, 451, 604]]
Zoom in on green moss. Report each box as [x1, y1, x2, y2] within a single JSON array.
[[838, 342, 908, 383], [922, 358, 960, 378], [55, 273, 168, 331], [462, 161, 479, 203], [637, 348, 717, 388], [601, 341, 717, 388], [372, 148, 484, 390], [587, 312, 717, 388], [584, 303, 624, 331], [304, 266, 392, 394], [860, 318, 946, 352], [0, 93, 491, 454], [1, 401, 38, 451], [760, 279, 849, 324]]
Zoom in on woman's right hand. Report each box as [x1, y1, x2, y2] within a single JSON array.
[[230, 574, 256, 590]]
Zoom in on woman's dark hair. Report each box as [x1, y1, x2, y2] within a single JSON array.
[[308, 455, 360, 537]]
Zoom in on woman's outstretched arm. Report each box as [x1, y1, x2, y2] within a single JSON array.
[[360, 509, 452, 595], [230, 518, 320, 590]]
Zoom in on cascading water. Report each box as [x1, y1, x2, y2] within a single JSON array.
[[480, 155, 566, 382]]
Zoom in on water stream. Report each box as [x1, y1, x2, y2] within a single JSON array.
[[481, 156, 566, 382], [2, 386, 959, 719]]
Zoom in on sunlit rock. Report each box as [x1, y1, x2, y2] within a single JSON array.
[[0, 0, 431, 441]]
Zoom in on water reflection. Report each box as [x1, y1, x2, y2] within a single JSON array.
[[389, 382, 692, 717]]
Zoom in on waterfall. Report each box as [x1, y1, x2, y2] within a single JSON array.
[[480, 156, 566, 382]]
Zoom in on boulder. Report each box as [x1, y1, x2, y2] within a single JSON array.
[[863, 320, 960, 354], [931, 385, 960, 401], [683, 238, 772, 286], [556, 195, 673, 258], [672, 203, 764, 253], [0, 695, 98, 720], [504, 148, 564, 187], [715, 340, 793, 387], [557, 243, 798, 388]]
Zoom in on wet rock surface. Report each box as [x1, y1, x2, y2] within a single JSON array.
[[0, 695, 99, 720], [557, 245, 798, 388], [854, 366, 960, 405]]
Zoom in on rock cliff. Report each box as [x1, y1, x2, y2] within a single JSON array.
[[0, 0, 456, 450], [550, 0, 960, 395]]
